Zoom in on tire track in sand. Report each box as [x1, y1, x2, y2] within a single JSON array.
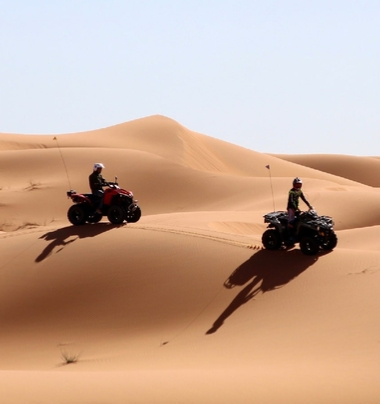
[[126, 223, 263, 250]]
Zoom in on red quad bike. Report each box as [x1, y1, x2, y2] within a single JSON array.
[[66, 178, 141, 225]]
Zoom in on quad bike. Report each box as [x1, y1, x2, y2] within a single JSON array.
[[66, 178, 141, 225], [262, 209, 337, 255]]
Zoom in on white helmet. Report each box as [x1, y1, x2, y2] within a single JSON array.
[[93, 163, 105, 171], [293, 177, 302, 188]]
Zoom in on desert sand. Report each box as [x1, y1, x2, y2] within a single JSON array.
[[1, 115, 380, 403]]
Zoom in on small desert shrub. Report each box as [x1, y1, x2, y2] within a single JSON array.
[[61, 350, 81, 365], [15, 221, 40, 230], [25, 180, 42, 191]]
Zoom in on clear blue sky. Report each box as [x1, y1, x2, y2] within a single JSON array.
[[1, 0, 379, 155]]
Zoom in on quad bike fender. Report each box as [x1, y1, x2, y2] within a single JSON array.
[[267, 223, 285, 233], [71, 194, 92, 204]]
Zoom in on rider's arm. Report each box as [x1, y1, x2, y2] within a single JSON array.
[[300, 192, 312, 209], [97, 174, 107, 185]]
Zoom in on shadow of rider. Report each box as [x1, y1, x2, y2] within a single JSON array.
[[206, 248, 320, 334], [35, 223, 121, 263]]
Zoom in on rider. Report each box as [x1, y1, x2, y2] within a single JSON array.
[[287, 177, 313, 239], [89, 163, 107, 214]]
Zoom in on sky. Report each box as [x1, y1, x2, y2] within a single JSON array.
[[1, 0, 379, 155]]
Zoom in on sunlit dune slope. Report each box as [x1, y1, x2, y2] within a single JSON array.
[[0, 115, 374, 180], [1, 115, 378, 232], [273, 153, 380, 187]]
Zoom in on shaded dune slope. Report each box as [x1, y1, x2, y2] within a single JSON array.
[[1, 224, 380, 368]]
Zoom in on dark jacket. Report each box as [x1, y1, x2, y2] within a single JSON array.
[[89, 171, 107, 193], [287, 188, 311, 210]]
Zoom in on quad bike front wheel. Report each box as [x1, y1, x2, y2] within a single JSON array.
[[299, 235, 320, 255], [262, 229, 282, 250], [126, 206, 141, 223], [107, 205, 126, 224], [68, 204, 87, 225], [321, 232, 338, 251]]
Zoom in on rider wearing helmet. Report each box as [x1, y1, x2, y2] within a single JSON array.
[[287, 177, 313, 229], [89, 163, 107, 213]]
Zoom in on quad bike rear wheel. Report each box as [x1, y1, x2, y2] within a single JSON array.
[[87, 212, 102, 224], [262, 229, 282, 250], [68, 204, 87, 225], [299, 235, 320, 255]]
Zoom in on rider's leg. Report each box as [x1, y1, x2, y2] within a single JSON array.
[[94, 190, 104, 213], [287, 208, 296, 242]]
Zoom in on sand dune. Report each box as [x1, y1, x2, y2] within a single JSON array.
[[273, 153, 380, 187], [1, 115, 380, 403]]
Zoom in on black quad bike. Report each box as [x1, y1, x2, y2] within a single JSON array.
[[262, 209, 337, 255], [67, 179, 141, 225]]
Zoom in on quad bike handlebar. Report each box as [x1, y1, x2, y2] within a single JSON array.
[[105, 181, 119, 189], [104, 176, 119, 187], [297, 206, 315, 213]]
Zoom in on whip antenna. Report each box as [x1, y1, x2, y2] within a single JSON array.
[[53, 136, 72, 189], [265, 164, 275, 211]]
